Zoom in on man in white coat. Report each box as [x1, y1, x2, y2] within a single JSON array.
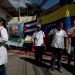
[[49, 22, 68, 72], [32, 24, 45, 63], [0, 18, 8, 75]]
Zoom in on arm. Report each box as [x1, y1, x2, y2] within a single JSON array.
[[67, 28, 75, 37], [0, 28, 9, 43], [49, 32, 54, 36], [43, 32, 45, 38], [48, 29, 55, 44], [42, 31, 45, 46], [64, 31, 69, 50], [32, 33, 35, 43], [49, 29, 55, 36], [64, 37, 69, 49]]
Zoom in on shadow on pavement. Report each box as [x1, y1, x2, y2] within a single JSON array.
[[62, 63, 74, 75], [20, 57, 53, 75], [20, 57, 49, 69], [20, 57, 75, 75]]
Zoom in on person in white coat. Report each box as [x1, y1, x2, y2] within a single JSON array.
[[0, 18, 8, 75], [49, 22, 68, 72], [32, 24, 45, 63]]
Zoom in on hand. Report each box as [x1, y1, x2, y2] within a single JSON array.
[[65, 46, 68, 51], [41, 43, 46, 51], [41, 43, 45, 46]]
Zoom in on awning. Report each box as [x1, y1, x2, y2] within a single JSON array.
[[0, 0, 18, 16]]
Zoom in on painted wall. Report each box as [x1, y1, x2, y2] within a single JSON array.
[[9, 16, 36, 22], [37, 4, 75, 33], [38, 4, 75, 25]]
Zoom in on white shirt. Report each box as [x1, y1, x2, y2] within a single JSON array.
[[50, 28, 67, 49], [32, 30, 45, 46], [0, 26, 8, 65]]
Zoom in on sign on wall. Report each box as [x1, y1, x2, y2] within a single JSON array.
[[6, 22, 24, 47]]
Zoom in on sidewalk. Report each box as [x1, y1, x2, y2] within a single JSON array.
[[6, 50, 73, 75]]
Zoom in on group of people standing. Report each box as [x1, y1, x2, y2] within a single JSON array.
[[0, 17, 75, 75], [32, 21, 75, 73]]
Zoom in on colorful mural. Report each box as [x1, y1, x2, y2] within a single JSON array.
[[7, 22, 24, 43], [38, 4, 75, 32]]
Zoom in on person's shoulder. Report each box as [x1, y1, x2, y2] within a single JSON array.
[[62, 29, 65, 31], [50, 28, 54, 32], [71, 27, 75, 30], [52, 28, 57, 32], [62, 29, 66, 33], [40, 30, 44, 33], [2, 27, 7, 31], [0, 26, 5, 30], [33, 31, 37, 34]]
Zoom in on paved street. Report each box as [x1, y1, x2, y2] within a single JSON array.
[[6, 50, 74, 75]]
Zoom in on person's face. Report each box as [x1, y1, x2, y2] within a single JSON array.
[[11, 25, 18, 35], [57, 23, 63, 30], [60, 23, 63, 28], [0, 21, 3, 26], [37, 27, 41, 31]]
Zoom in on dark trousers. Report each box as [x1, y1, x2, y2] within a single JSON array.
[[71, 37, 75, 64], [51, 47, 63, 69], [68, 47, 75, 75], [0, 65, 6, 75], [35, 46, 44, 62], [68, 47, 75, 65]]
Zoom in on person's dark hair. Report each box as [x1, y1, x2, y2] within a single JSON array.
[[0, 17, 4, 22], [0, 17, 6, 28]]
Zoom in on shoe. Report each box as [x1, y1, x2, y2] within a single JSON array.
[[46, 66, 54, 71], [50, 65, 54, 71], [51, 68, 54, 71], [58, 68, 63, 73], [46, 66, 50, 70]]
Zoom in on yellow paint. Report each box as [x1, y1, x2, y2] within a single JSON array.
[[38, 4, 75, 25]]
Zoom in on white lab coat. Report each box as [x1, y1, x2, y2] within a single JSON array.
[[50, 28, 67, 49], [32, 30, 45, 46], [0, 26, 8, 65]]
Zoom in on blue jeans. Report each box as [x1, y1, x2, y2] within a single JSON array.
[[0, 65, 6, 75]]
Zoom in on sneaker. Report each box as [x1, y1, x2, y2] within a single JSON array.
[[46, 66, 50, 70], [58, 68, 63, 73], [51, 68, 54, 71], [46, 66, 54, 71], [50, 65, 54, 71]]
